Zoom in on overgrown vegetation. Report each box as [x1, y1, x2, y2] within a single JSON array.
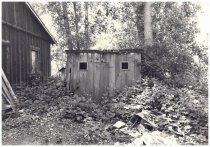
[[2, 76, 208, 145], [2, 1, 207, 145], [141, 44, 208, 95]]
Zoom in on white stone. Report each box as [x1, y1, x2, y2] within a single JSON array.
[[113, 121, 126, 129], [193, 99, 199, 104]]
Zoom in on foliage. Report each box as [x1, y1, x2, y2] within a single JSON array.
[[92, 2, 207, 92], [128, 2, 207, 92], [152, 2, 200, 46], [140, 43, 208, 93], [31, 2, 207, 87], [28, 72, 43, 86], [3, 2, 208, 144], [3, 77, 131, 145], [107, 78, 208, 145], [2, 76, 208, 145]]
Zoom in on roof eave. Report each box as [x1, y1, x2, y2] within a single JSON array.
[[25, 2, 56, 44]]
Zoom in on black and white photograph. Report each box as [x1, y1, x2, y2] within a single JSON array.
[[1, 0, 209, 145]]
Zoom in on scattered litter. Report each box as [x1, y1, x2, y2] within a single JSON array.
[[113, 121, 126, 129]]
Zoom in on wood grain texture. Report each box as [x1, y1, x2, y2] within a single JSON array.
[[66, 51, 142, 100], [2, 2, 53, 85], [2, 69, 18, 111]]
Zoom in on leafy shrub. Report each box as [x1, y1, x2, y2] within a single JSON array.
[[28, 72, 43, 86], [141, 44, 208, 95]]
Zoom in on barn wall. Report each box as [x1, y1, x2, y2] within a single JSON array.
[[2, 2, 51, 42], [66, 51, 141, 100], [2, 2, 51, 84]]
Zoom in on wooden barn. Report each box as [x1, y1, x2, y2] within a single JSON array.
[[2, 2, 56, 85], [66, 49, 142, 100]]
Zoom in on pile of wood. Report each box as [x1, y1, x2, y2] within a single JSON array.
[[111, 110, 177, 145], [2, 69, 18, 112]]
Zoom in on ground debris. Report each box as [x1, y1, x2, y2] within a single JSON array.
[[132, 131, 177, 145], [2, 77, 208, 145], [113, 121, 126, 129]]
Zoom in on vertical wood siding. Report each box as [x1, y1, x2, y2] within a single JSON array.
[[67, 51, 142, 100], [2, 2, 52, 85]]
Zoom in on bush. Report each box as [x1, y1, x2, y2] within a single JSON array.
[[28, 72, 43, 86], [141, 44, 208, 94]]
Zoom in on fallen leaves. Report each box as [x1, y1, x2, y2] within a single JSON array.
[[2, 77, 208, 145]]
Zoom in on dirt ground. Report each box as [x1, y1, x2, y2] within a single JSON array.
[[2, 77, 208, 145]]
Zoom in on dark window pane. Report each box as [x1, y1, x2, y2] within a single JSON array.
[[121, 62, 128, 69], [80, 62, 87, 70]]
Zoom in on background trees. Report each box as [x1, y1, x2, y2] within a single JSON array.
[[31, 2, 208, 93]]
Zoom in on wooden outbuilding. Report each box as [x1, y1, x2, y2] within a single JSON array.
[[58, 67, 66, 81], [66, 49, 142, 100], [2, 2, 56, 85]]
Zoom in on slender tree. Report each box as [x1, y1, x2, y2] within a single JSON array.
[[144, 2, 153, 46], [73, 2, 80, 50], [84, 2, 89, 50], [135, 2, 144, 46], [62, 2, 74, 50]]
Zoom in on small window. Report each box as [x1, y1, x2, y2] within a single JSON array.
[[121, 62, 128, 70], [79, 62, 87, 70]]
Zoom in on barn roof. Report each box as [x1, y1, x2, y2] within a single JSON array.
[[26, 2, 56, 44]]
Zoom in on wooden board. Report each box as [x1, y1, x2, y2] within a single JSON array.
[[2, 69, 18, 111], [66, 51, 142, 100], [2, 2, 53, 85]]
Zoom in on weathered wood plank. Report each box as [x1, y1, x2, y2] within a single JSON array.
[[18, 30, 22, 83], [14, 29, 17, 83], [66, 51, 142, 100], [93, 53, 101, 101], [88, 53, 94, 94], [69, 53, 74, 92], [44, 42, 47, 76], [109, 53, 116, 93], [21, 33, 25, 82], [2, 69, 18, 111], [42, 40, 45, 77], [46, 43, 49, 76], [2, 3, 6, 21], [13, 3, 17, 25], [115, 54, 121, 90], [16, 29, 20, 83], [2, 21, 52, 43], [48, 44, 51, 76], [2, 2, 53, 85], [26, 33, 29, 82], [41, 40, 46, 75]]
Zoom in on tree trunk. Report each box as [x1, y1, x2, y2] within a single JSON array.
[[62, 2, 73, 50], [73, 2, 80, 50], [144, 2, 153, 46], [62, 2, 73, 92], [135, 2, 144, 45], [84, 2, 89, 50]]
